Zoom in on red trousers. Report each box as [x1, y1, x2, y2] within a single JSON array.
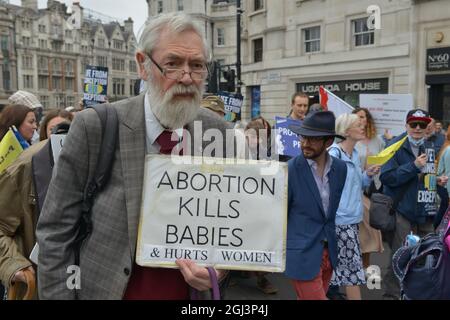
[[291, 249, 333, 300]]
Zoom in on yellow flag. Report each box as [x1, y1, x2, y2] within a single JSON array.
[[367, 136, 408, 166], [0, 128, 24, 173]]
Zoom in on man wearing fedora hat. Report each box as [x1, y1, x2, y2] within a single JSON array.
[[285, 111, 347, 300]]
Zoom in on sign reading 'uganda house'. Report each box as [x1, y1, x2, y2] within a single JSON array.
[[136, 155, 288, 272]]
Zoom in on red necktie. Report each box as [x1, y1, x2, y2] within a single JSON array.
[[156, 130, 180, 154]]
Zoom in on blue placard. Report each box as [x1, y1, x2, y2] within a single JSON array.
[[274, 117, 302, 157], [217, 91, 243, 122], [83, 65, 108, 107]]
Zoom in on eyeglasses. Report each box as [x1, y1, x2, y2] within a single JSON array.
[[148, 55, 209, 81], [408, 122, 428, 129]]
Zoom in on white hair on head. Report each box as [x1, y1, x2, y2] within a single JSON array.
[[137, 12, 210, 61], [335, 113, 360, 137]]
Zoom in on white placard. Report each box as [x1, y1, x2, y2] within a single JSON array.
[[136, 155, 288, 272], [360, 94, 413, 136], [50, 134, 66, 164]]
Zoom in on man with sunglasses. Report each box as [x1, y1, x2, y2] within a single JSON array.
[[380, 109, 448, 300], [36, 13, 233, 299], [285, 111, 347, 300]]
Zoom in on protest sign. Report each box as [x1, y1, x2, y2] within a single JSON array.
[[0, 128, 24, 173], [83, 65, 108, 107], [274, 117, 301, 157], [217, 91, 243, 122], [136, 155, 288, 272], [360, 94, 413, 136]]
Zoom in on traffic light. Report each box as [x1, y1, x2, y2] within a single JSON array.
[[222, 69, 236, 93], [206, 61, 219, 94]]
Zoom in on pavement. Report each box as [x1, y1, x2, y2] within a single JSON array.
[[225, 241, 393, 300]]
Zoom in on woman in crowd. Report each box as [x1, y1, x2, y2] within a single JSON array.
[[0, 108, 73, 299], [328, 113, 381, 300], [0, 104, 37, 144], [437, 126, 450, 229], [352, 107, 385, 270], [39, 109, 73, 141]]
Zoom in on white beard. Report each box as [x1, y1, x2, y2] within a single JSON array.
[[147, 79, 203, 130]]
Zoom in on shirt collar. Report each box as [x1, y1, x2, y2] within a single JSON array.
[[306, 153, 333, 176], [144, 92, 165, 146]]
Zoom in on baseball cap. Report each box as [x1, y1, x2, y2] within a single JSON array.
[[201, 95, 225, 114], [8, 90, 43, 110], [406, 108, 431, 124]]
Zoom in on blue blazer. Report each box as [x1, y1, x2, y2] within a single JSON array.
[[285, 153, 347, 281]]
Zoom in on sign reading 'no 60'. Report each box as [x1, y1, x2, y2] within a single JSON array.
[[136, 155, 288, 272]]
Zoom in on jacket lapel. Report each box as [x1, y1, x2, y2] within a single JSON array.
[[327, 162, 339, 219], [299, 155, 326, 217], [119, 95, 146, 257]]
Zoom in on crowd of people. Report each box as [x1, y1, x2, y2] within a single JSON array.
[[0, 12, 449, 301]]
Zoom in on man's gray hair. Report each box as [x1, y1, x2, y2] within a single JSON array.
[[138, 12, 210, 61]]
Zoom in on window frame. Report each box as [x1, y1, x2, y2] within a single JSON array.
[[352, 17, 374, 47], [253, 38, 263, 63]]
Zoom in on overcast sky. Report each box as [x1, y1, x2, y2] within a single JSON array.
[[10, 0, 148, 36]]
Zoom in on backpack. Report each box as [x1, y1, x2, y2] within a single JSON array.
[[71, 104, 118, 269], [392, 224, 450, 300]]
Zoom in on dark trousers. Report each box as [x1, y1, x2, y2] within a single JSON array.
[[383, 213, 434, 297]]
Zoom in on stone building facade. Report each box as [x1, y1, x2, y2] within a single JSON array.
[[0, 0, 139, 109], [151, 0, 450, 124]]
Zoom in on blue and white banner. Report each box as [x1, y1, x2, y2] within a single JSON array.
[[274, 117, 302, 157]]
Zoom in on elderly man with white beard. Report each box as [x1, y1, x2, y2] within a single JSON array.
[[35, 12, 234, 300]]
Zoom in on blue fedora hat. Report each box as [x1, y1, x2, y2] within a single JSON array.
[[289, 111, 345, 140]]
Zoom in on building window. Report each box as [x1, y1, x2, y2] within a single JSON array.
[[67, 96, 75, 107], [38, 76, 49, 90], [65, 30, 72, 38], [65, 78, 74, 91], [65, 60, 75, 75], [112, 58, 125, 71], [97, 56, 108, 67], [55, 95, 65, 107], [2, 64, 10, 90], [40, 95, 49, 108], [254, 0, 264, 11], [22, 55, 33, 69], [22, 20, 31, 30], [38, 24, 46, 33], [177, 0, 184, 11], [304, 26, 320, 53], [51, 41, 62, 52], [217, 28, 225, 46], [253, 38, 263, 63], [353, 17, 374, 47], [129, 60, 137, 73], [38, 56, 48, 74], [22, 37, 31, 47], [81, 45, 89, 53], [23, 75, 33, 89], [113, 40, 123, 50], [157, 1, 163, 13], [52, 59, 62, 76], [39, 39, 47, 49], [98, 38, 105, 48], [113, 78, 125, 96], [1, 35, 8, 51], [52, 77, 62, 90], [65, 43, 73, 52]]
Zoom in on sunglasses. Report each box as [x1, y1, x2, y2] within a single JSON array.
[[300, 135, 328, 143], [408, 122, 428, 129]]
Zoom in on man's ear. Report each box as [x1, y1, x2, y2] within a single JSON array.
[[325, 137, 334, 148], [136, 51, 149, 81]]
